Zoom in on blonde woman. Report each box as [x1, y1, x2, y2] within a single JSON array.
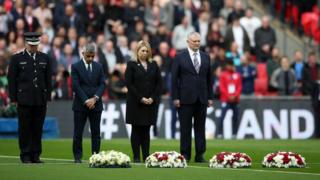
[[125, 40, 162, 163]]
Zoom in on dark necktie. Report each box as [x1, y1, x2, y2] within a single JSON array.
[[31, 53, 35, 60], [87, 64, 92, 78]]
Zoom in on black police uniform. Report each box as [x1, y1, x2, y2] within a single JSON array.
[[8, 32, 52, 163]]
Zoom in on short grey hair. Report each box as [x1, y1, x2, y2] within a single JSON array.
[[187, 32, 200, 40], [82, 43, 96, 53]]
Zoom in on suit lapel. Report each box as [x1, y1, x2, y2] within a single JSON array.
[[80, 60, 92, 84], [184, 50, 197, 74], [199, 52, 206, 74]]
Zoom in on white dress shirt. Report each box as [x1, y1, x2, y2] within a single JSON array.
[[187, 48, 201, 67]]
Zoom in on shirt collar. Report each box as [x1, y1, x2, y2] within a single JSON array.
[[25, 49, 36, 58], [187, 47, 199, 56], [82, 58, 91, 67]]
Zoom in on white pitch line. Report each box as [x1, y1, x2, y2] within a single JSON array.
[[188, 165, 320, 176], [0, 155, 319, 176]]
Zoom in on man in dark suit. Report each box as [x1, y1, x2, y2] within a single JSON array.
[[8, 32, 52, 163], [171, 32, 213, 163], [71, 43, 106, 163]]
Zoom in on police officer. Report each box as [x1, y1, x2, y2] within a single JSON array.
[[8, 32, 52, 163]]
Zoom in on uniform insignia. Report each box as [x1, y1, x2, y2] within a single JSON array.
[[19, 62, 27, 65], [39, 62, 47, 65]]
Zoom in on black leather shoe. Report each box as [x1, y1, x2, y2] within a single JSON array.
[[195, 157, 207, 163], [21, 160, 32, 164], [32, 159, 44, 163], [74, 159, 82, 163]]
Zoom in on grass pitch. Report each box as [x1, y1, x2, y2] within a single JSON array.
[[0, 139, 319, 180]]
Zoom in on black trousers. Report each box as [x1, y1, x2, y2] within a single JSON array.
[[130, 125, 151, 161], [218, 102, 239, 136], [17, 105, 46, 162], [72, 111, 101, 160], [178, 100, 207, 161]]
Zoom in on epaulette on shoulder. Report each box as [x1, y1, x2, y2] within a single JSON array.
[[12, 50, 24, 56]]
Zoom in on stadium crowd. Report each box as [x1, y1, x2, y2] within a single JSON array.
[[0, 0, 319, 117]]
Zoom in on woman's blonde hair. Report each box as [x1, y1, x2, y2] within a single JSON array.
[[133, 40, 152, 62]]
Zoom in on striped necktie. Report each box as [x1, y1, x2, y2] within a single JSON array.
[[193, 52, 200, 73]]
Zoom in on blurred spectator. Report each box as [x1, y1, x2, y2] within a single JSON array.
[[128, 19, 145, 42], [77, 0, 102, 33], [66, 27, 78, 55], [23, 5, 40, 32], [95, 38, 109, 82], [102, 40, 124, 74], [153, 55, 167, 95], [217, 60, 242, 138], [159, 0, 174, 30], [227, 0, 245, 24], [270, 56, 297, 95], [266, 47, 281, 91], [301, 51, 320, 137], [291, 50, 306, 87], [39, 33, 51, 54], [15, 18, 25, 37], [6, 31, 16, 46], [52, 64, 72, 100], [220, 0, 234, 21], [48, 36, 63, 75], [225, 41, 241, 66], [236, 53, 256, 95], [60, 43, 80, 73], [206, 20, 224, 49], [302, 51, 320, 95], [42, 18, 54, 43], [174, 0, 197, 27], [110, 22, 126, 46], [105, 0, 124, 24], [225, 14, 250, 54], [32, 0, 52, 27], [61, 4, 85, 36], [117, 36, 131, 62], [212, 47, 228, 70], [266, 47, 281, 78], [123, 0, 144, 33], [209, 0, 224, 18], [77, 36, 87, 59], [217, 16, 227, 36], [0, 5, 12, 38], [15, 36, 25, 52], [144, 2, 167, 35], [108, 70, 127, 100], [56, 26, 67, 39], [254, 16, 276, 62], [194, 11, 210, 50], [240, 7, 261, 51], [172, 16, 195, 51], [150, 23, 171, 50], [212, 66, 222, 99], [10, 0, 24, 23]]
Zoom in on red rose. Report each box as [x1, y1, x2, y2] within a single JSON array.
[[282, 154, 290, 164], [267, 154, 275, 162], [297, 159, 304, 165], [217, 154, 225, 162], [234, 153, 241, 160], [178, 155, 184, 161], [244, 155, 251, 163]]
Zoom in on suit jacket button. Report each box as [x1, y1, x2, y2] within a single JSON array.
[[34, 70, 37, 73]]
